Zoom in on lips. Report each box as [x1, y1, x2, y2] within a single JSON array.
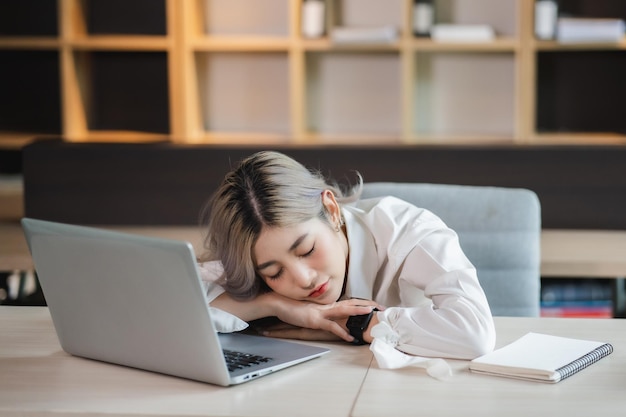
[[309, 281, 329, 298]]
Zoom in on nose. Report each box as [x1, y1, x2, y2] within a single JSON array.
[[291, 261, 316, 289]]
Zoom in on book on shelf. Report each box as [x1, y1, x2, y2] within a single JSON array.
[[470, 332, 613, 383], [330, 25, 398, 44], [430, 24, 495, 43], [540, 278, 613, 318], [557, 18, 625, 43], [541, 300, 613, 318]]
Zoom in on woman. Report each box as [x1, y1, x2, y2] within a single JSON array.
[[198, 151, 495, 360]]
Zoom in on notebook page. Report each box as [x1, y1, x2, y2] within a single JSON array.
[[470, 332, 608, 377]]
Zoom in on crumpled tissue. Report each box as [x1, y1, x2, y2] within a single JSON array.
[[369, 321, 453, 380]]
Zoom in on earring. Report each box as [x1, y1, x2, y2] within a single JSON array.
[[335, 216, 344, 232]]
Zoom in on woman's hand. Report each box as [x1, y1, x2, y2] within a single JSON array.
[[268, 297, 382, 342]]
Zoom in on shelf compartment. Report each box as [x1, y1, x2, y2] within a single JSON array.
[[433, 0, 518, 38], [413, 51, 516, 140], [84, 0, 167, 36], [305, 51, 402, 139], [197, 52, 291, 139], [536, 50, 626, 135], [0, 50, 62, 135], [0, 0, 58, 37], [330, 0, 404, 30], [79, 51, 170, 135], [558, 0, 626, 20], [202, 0, 290, 37], [541, 278, 614, 319]]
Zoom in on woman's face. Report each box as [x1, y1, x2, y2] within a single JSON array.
[[253, 192, 349, 304]]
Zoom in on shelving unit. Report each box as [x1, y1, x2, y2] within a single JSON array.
[[0, 0, 624, 146]]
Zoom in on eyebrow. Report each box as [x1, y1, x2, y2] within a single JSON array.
[[256, 233, 308, 271]]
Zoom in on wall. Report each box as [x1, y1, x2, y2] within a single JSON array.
[[22, 139, 626, 229]]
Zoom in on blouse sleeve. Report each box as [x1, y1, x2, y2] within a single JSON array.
[[197, 261, 249, 333], [375, 218, 496, 360]]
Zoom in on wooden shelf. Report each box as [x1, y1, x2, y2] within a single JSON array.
[[68, 36, 172, 51], [0, 0, 624, 145], [0, 38, 61, 49], [410, 37, 520, 52], [191, 36, 291, 51], [62, 131, 171, 144], [535, 38, 626, 51], [530, 133, 626, 146], [301, 38, 403, 51]]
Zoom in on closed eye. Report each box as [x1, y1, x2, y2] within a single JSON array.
[[300, 244, 315, 258], [267, 268, 284, 280], [264, 245, 314, 280]]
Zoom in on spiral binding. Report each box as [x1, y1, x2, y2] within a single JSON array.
[[555, 343, 614, 381]]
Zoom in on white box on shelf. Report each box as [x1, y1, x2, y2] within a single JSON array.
[[330, 26, 399, 44], [557, 18, 625, 43], [431, 24, 496, 43]]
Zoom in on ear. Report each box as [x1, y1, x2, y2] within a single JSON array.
[[321, 190, 341, 225]]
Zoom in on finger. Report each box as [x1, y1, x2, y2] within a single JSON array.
[[321, 320, 356, 343], [323, 304, 376, 320], [344, 298, 379, 307], [339, 299, 385, 311]]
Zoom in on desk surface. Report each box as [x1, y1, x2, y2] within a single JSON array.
[[1, 306, 625, 417], [3, 222, 626, 278]]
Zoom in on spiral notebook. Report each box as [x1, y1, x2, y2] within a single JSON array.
[[469, 332, 613, 383]]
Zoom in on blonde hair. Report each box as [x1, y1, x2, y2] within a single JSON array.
[[199, 151, 361, 299]]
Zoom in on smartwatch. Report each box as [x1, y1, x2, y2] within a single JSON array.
[[346, 308, 379, 345]]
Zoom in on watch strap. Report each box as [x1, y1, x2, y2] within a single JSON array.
[[346, 308, 378, 345]]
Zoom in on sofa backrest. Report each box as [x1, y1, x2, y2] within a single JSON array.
[[362, 182, 541, 317]]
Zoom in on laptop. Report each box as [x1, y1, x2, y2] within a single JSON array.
[[21, 218, 329, 386]]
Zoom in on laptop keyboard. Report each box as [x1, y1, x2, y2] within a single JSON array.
[[223, 349, 273, 372]]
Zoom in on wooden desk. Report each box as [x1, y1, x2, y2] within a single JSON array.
[[1, 306, 625, 417], [0, 307, 370, 417], [358, 317, 626, 417]]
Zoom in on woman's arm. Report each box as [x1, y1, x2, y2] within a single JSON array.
[[210, 291, 276, 322], [199, 260, 379, 342], [211, 291, 378, 342], [365, 226, 496, 359]]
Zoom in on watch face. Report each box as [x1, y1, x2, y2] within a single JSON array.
[[347, 310, 375, 345], [347, 312, 368, 329]]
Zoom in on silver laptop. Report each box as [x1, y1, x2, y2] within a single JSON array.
[[21, 218, 329, 386]]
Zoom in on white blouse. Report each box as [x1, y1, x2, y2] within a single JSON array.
[[341, 196, 495, 360], [199, 196, 496, 360]]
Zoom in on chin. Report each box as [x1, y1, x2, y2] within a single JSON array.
[[309, 299, 330, 305]]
